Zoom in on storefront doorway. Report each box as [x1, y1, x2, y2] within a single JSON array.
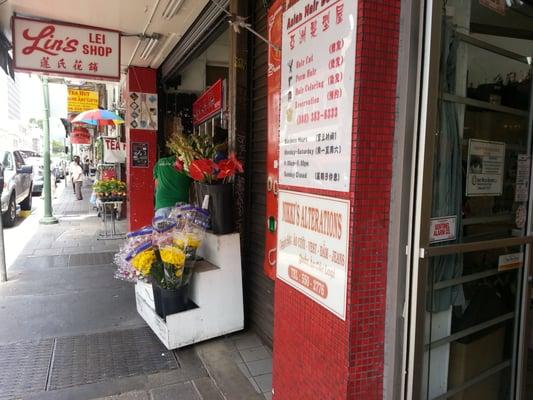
[[406, 1, 533, 399]]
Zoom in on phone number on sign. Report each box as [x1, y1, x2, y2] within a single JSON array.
[[288, 265, 328, 299], [297, 107, 338, 125]]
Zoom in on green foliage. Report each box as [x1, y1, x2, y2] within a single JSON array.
[[51, 140, 64, 154]]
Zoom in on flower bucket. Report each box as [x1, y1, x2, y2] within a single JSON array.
[[152, 283, 190, 319], [194, 182, 234, 234]]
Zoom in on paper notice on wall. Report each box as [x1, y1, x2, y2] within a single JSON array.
[[466, 139, 505, 197], [429, 216, 457, 243], [498, 252, 523, 271], [276, 190, 349, 320], [515, 154, 530, 202]]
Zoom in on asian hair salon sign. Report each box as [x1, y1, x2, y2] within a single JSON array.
[[279, 0, 357, 192], [277, 190, 349, 319], [12, 16, 120, 81]]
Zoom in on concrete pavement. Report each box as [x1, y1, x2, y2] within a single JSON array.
[[0, 177, 270, 400]]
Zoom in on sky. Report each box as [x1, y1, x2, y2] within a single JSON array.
[[17, 72, 68, 141]]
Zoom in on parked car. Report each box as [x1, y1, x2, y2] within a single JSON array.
[[22, 154, 44, 196], [0, 150, 33, 227]]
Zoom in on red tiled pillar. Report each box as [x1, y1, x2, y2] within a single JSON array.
[[125, 66, 158, 231], [272, 0, 401, 398]]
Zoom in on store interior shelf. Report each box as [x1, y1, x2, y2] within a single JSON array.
[[135, 232, 244, 350], [442, 93, 529, 117], [462, 214, 514, 226], [455, 31, 530, 64]]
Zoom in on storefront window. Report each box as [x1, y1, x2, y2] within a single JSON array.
[[419, 1, 533, 398]]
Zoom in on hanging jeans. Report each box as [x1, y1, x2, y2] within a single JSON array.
[[74, 181, 83, 200]]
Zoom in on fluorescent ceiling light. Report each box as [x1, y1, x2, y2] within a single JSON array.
[[162, 0, 185, 20], [140, 35, 161, 60]]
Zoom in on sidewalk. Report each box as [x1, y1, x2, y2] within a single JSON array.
[[0, 178, 271, 400]]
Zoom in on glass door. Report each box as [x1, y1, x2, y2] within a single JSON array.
[[406, 1, 533, 399]]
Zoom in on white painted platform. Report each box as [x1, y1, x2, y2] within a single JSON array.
[[135, 232, 244, 350]]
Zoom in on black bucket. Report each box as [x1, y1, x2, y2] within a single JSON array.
[[194, 182, 234, 234], [152, 283, 190, 319]]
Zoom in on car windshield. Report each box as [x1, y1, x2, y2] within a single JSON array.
[[18, 151, 40, 160], [0, 151, 11, 169], [25, 157, 43, 168]]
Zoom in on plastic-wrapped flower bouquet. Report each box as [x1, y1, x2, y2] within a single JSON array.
[[114, 205, 209, 318]]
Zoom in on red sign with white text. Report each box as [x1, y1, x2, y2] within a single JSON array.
[[192, 79, 224, 125], [70, 127, 91, 144], [263, 0, 284, 280], [12, 16, 120, 81]]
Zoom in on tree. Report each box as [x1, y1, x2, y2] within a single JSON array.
[[51, 140, 64, 154], [28, 118, 43, 130]]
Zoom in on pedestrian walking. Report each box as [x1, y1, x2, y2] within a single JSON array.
[[69, 156, 80, 194], [71, 158, 84, 200], [83, 158, 90, 177]]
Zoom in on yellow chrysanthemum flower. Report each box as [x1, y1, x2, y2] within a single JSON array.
[[175, 265, 184, 278], [185, 234, 201, 249], [173, 238, 185, 249], [160, 247, 186, 266], [131, 249, 155, 276]]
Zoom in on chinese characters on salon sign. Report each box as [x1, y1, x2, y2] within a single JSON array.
[[277, 190, 349, 319], [13, 16, 120, 81], [279, 0, 357, 192]]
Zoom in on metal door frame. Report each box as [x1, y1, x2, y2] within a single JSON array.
[[403, 0, 533, 399]]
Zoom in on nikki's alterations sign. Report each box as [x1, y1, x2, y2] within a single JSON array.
[[279, 0, 357, 192], [12, 16, 120, 81], [277, 190, 349, 319]]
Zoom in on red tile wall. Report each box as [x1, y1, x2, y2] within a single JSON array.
[[272, 0, 400, 399], [348, 0, 400, 398]]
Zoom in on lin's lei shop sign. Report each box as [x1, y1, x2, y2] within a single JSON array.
[[12, 16, 120, 81]]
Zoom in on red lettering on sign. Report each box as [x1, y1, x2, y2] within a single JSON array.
[[22, 25, 79, 56]]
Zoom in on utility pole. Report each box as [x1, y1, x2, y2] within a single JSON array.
[[40, 77, 58, 225]]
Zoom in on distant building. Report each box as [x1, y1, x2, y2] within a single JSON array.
[[0, 69, 42, 151]]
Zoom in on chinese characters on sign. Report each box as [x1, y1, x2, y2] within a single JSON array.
[[276, 190, 349, 319], [67, 89, 99, 113], [466, 139, 505, 197], [192, 79, 224, 126], [12, 16, 120, 81], [279, 0, 357, 192]]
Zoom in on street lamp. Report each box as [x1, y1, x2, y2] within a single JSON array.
[[39, 76, 58, 225]]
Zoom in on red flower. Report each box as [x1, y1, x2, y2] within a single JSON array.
[[173, 159, 184, 172], [189, 159, 216, 182], [217, 152, 244, 180]]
